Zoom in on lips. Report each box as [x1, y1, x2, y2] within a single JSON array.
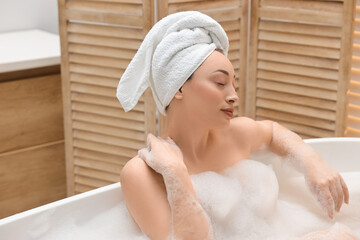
[[221, 108, 233, 117]]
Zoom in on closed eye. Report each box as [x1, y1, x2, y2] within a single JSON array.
[[217, 83, 225, 86]]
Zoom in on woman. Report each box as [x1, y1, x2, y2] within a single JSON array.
[[117, 11, 352, 240]]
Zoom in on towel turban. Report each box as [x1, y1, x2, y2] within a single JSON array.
[[116, 11, 229, 115]]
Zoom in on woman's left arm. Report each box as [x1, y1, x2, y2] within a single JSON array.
[[266, 121, 349, 219]]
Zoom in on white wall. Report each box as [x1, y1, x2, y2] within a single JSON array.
[[0, 0, 59, 34]]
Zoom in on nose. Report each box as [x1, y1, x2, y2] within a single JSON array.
[[225, 87, 239, 104], [226, 92, 239, 104]]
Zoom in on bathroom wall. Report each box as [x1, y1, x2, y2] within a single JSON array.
[[0, 0, 59, 34]]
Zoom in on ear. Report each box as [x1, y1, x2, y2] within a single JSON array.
[[174, 88, 183, 100]]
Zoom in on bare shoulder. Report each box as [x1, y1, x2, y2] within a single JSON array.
[[230, 116, 257, 129], [120, 155, 164, 191], [228, 117, 262, 136], [120, 155, 147, 180], [229, 117, 274, 151]]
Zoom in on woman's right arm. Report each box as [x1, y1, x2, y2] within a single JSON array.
[[121, 134, 212, 240], [121, 156, 171, 240]]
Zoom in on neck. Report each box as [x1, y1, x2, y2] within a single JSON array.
[[161, 109, 217, 164]]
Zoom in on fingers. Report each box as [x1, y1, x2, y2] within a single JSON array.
[[330, 174, 349, 213], [317, 189, 335, 219], [340, 175, 350, 204], [146, 133, 157, 150], [329, 182, 340, 213], [334, 180, 343, 212], [147, 133, 172, 149], [138, 148, 152, 164], [146, 134, 168, 154], [314, 174, 350, 219]]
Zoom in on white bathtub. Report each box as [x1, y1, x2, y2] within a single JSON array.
[[0, 137, 359, 239]]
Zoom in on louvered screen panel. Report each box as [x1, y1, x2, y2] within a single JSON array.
[[58, 0, 156, 195], [346, 0, 360, 137], [158, 0, 248, 121], [248, 0, 355, 138]]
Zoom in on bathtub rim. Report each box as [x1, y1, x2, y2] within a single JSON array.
[[0, 182, 120, 226], [304, 137, 360, 144]]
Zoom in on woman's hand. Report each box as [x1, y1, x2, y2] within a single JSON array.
[[138, 134, 186, 175], [304, 158, 349, 219]]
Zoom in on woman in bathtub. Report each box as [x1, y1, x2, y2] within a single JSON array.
[[116, 11, 354, 240]]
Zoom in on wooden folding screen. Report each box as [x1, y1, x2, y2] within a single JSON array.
[[58, 0, 156, 195], [59, 0, 357, 195], [346, 0, 360, 137], [247, 0, 356, 138], [157, 0, 248, 119]]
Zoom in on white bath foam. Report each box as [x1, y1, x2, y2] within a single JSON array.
[[301, 222, 358, 240], [24, 199, 149, 240], [191, 160, 289, 240], [277, 171, 360, 237], [190, 160, 360, 240]]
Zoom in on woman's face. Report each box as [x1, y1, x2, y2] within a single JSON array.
[[181, 50, 239, 128]]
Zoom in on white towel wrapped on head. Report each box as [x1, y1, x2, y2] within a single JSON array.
[[116, 11, 229, 115]]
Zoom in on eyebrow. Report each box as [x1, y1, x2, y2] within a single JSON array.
[[212, 69, 236, 79], [213, 69, 229, 76]]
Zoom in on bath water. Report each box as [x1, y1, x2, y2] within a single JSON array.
[[29, 159, 360, 240]]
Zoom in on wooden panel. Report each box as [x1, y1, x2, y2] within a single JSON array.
[[256, 108, 335, 131], [74, 157, 123, 174], [257, 79, 337, 100], [257, 61, 339, 80], [68, 33, 142, 51], [0, 74, 64, 153], [257, 89, 336, 111], [259, 118, 334, 138], [75, 166, 120, 182], [258, 31, 341, 48], [69, 53, 133, 69], [72, 120, 145, 141], [72, 101, 145, 120], [348, 90, 360, 105], [0, 65, 60, 83], [248, 0, 355, 137], [73, 129, 144, 150], [258, 50, 339, 69], [258, 7, 342, 26], [346, 0, 360, 137], [72, 111, 145, 131], [69, 43, 136, 60], [259, 21, 342, 38], [74, 148, 129, 165], [65, 9, 144, 27], [67, 22, 144, 40], [256, 98, 336, 121], [258, 41, 340, 59], [260, 0, 343, 12], [59, 0, 155, 195], [70, 73, 118, 87], [257, 70, 338, 90], [66, 0, 143, 15], [0, 142, 66, 218], [346, 115, 360, 129], [168, 0, 241, 12]]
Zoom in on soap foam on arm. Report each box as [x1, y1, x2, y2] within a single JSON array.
[[138, 135, 213, 240], [269, 122, 349, 220]]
